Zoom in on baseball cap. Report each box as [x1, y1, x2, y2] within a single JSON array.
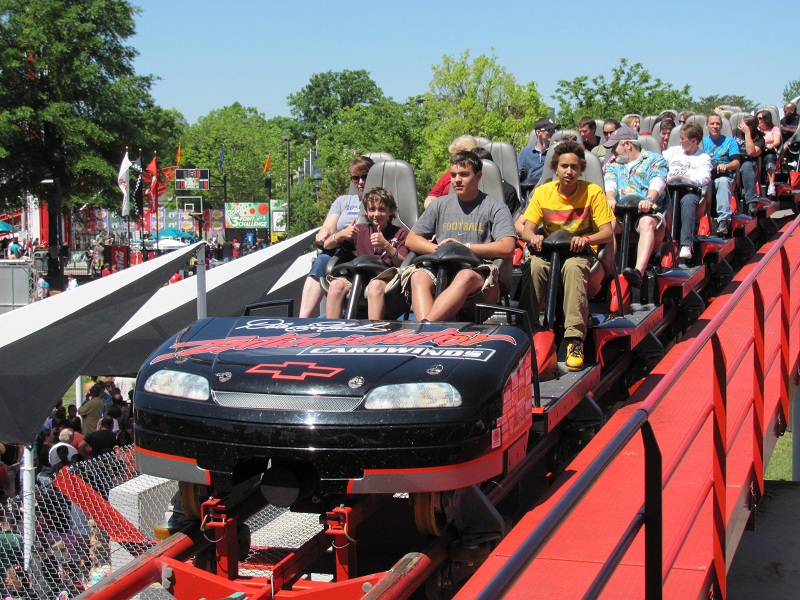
[[534, 118, 559, 132], [603, 125, 638, 148]]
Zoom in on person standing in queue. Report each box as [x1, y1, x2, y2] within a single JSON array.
[[521, 140, 615, 372]]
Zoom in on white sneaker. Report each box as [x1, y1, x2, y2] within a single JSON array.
[[679, 245, 693, 259], [768, 183, 776, 196]]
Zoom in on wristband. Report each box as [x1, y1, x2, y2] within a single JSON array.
[[466, 243, 471, 249], [584, 236, 592, 243]]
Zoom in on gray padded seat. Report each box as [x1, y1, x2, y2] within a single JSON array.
[[363, 151, 395, 164], [685, 114, 707, 128], [534, 146, 604, 189], [719, 118, 733, 137], [474, 136, 492, 147], [728, 111, 750, 133], [595, 119, 605, 133], [637, 135, 662, 154], [477, 159, 505, 204], [667, 126, 683, 148], [362, 159, 419, 229], [639, 115, 659, 134], [482, 140, 521, 200], [760, 105, 780, 127]]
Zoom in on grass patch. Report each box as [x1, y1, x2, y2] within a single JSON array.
[[61, 376, 88, 406], [765, 430, 793, 481]]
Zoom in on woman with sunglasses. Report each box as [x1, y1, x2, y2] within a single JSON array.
[[297, 155, 374, 317], [757, 111, 782, 196]]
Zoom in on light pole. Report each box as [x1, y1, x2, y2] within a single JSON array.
[[40, 177, 64, 291], [281, 136, 291, 232]]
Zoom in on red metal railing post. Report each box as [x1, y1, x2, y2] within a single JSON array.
[[752, 282, 765, 500], [780, 247, 790, 427], [711, 333, 727, 600]]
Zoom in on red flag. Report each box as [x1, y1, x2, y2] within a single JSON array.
[[263, 153, 271, 173], [145, 156, 160, 212]]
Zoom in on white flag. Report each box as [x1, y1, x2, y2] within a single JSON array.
[[118, 151, 133, 216]]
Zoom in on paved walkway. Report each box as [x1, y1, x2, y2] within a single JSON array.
[[728, 480, 800, 598]]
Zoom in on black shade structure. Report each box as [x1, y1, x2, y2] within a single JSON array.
[[83, 229, 317, 376], [0, 243, 201, 444]]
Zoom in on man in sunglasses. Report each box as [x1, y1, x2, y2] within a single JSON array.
[[603, 125, 668, 288], [518, 117, 559, 187], [298, 156, 374, 317], [594, 119, 620, 162]]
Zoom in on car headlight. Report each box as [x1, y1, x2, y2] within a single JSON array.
[[363, 383, 462, 409], [143, 370, 210, 401]]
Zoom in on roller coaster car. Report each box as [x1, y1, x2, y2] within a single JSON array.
[[133, 313, 533, 506]]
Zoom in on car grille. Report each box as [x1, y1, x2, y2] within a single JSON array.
[[211, 391, 362, 412]]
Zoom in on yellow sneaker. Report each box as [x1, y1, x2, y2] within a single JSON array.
[[565, 339, 585, 372]]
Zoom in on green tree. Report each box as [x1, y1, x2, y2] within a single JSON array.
[[316, 99, 425, 199], [783, 80, 800, 103], [419, 50, 548, 194], [554, 59, 692, 128], [688, 94, 756, 115], [181, 104, 296, 209], [287, 70, 383, 139], [0, 0, 171, 212]]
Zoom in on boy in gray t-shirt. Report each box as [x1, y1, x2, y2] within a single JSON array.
[[406, 151, 516, 321]]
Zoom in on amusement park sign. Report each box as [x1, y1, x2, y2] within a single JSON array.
[[224, 202, 270, 228]]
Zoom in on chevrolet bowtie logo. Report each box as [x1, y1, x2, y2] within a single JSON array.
[[246, 361, 344, 380]]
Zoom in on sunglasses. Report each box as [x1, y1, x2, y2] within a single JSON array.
[[603, 130, 614, 137], [350, 174, 368, 182]]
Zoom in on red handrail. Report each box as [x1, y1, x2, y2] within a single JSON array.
[[475, 213, 800, 599]]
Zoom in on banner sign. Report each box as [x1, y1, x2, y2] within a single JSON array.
[[225, 203, 270, 228]]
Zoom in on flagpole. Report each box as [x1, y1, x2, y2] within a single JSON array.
[[153, 153, 159, 255]]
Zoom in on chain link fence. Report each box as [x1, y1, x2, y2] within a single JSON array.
[[0, 446, 324, 599], [0, 447, 170, 599]]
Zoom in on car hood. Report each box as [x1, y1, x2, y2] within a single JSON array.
[[141, 316, 528, 398]]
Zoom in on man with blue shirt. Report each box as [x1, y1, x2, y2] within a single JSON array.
[[703, 114, 740, 237], [518, 118, 558, 187]]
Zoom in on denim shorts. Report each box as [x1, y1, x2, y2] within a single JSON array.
[[307, 252, 333, 279]]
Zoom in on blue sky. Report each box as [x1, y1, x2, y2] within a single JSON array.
[[132, 0, 799, 125]]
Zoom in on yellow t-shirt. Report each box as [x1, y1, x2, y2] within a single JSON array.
[[524, 180, 615, 241]]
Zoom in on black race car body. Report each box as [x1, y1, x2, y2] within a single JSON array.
[[134, 317, 532, 496]]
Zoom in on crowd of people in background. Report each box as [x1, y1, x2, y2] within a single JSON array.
[[0, 376, 135, 598]]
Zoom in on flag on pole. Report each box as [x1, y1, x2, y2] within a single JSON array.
[[131, 155, 143, 217], [219, 144, 225, 174], [146, 155, 160, 212], [262, 153, 271, 173], [118, 151, 133, 216], [176, 146, 182, 165]]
